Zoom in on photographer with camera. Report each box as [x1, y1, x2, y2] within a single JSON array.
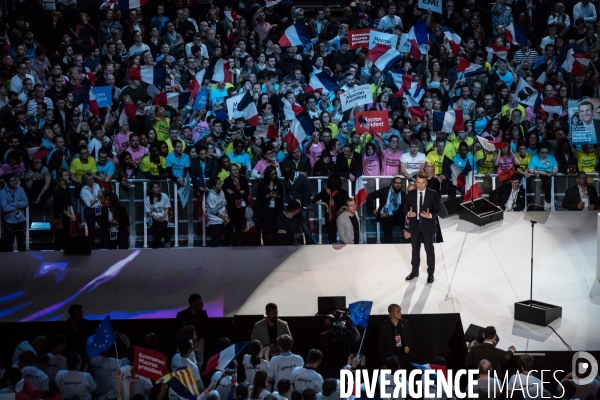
[[378, 304, 412, 369], [318, 312, 361, 378]]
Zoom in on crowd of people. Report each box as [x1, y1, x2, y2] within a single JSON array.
[[2, 297, 599, 400], [1, 0, 600, 251]]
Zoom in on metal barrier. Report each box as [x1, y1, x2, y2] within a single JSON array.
[[6, 172, 600, 250]]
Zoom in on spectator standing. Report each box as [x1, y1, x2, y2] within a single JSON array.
[[0, 173, 29, 251], [251, 303, 292, 350], [378, 304, 411, 368], [223, 164, 249, 247], [336, 197, 361, 245], [562, 172, 599, 210], [206, 176, 229, 248], [144, 181, 172, 249]]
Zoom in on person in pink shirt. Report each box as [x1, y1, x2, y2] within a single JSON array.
[[380, 135, 402, 175], [494, 143, 521, 174], [481, 119, 503, 142], [251, 144, 281, 179], [112, 123, 132, 151], [305, 131, 325, 169], [362, 142, 381, 176], [124, 133, 148, 165]]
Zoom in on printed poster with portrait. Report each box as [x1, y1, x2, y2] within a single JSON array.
[[568, 99, 600, 145]]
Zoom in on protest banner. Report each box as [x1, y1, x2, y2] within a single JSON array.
[[355, 111, 389, 135], [93, 86, 112, 108], [340, 85, 372, 112], [133, 346, 168, 381], [369, 30, 398, 50], [418, 0, 442, 13], [193, 89, 209, 110], [226, 93, 245, 118], [348, 29, 374, 50], [568, 99, 600, 145]]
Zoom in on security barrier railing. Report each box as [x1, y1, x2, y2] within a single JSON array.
[[6, 173, 599, 250]]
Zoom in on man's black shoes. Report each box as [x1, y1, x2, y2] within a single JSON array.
[[427, 276, 434, 284], [406, 273, 419, 281]]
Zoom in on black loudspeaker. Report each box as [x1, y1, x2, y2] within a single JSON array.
[[440, 198, 462, 218], [0, 238, 13, 252], [317, 296, 346, 315], [63, 237, 92, 255], [459, 198, 504, 226]]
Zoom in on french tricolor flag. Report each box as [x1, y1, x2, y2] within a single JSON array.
[[504, 23, 517, 46], [129, 66, 167, 86], [154, 92, 192, 108], [88, 87, 99, 117], [188, 69, 206, 98], [280, 97, 305, 121], [540, 97, 563, 122], [237, 91, 259, 126], [252, 124, 279, 139], [476, 135, 506, 152], [354, 176, 366, 208], [283, 111, 314, 153], [118, 0, 147, 9], [368, 44, 403, 73], [118, 102, 137, 126], [561, 45, 592, 77], [405, 94, 426, 121], [433, 110, 464, 133], [486, 43, 510, 60], [279, 22, 312, 47], [202, 342, 249, 377], [224, 10, 239, 22], [456, 57, 486, 77], [208, 59, 232, 84], [440, 26, 461, 57], [306, 72, 339, 95], [405, 20, 428, 60], [532, 63, 547, 90]]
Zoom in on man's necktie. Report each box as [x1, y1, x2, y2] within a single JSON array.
[[420, 191, 423, 211]]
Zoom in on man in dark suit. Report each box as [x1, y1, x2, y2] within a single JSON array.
[[403, 172, 441, 283], [378, 304, 412, 368], [281, 147, 312, 176], [563, 172, 599, 210], [425, 164, 442, 195], [335, 144, 362, 180], [175, 293, 209, 339], [366, 176, 406, 243], [466, 326, 516, 376], [490, 173, 526, 211]]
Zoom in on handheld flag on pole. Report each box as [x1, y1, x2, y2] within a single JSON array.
[[86, 315, 115, 359], [348, 300, 373, 356]]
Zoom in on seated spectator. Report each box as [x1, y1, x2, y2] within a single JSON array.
[[472, 359, 504, 400], [171, 336, 204, 390], [20, 351, 49, 390], [45, 334, 68, 385], [91, 335, 131, 399], [562, 172, 599, 210], [251, 303, 292, 349], [490, 173, 526, 212]]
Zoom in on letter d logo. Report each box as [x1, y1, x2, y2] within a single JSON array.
[[572, 351, 598, 385]]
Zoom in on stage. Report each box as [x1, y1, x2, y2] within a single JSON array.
[[1, 212, 599, 352]]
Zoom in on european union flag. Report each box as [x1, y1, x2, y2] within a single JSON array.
[[86, 315, 115, 359], [348, 301, 373, 329]]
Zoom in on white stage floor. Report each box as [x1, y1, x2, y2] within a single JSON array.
[[235, 212, 600, 352]]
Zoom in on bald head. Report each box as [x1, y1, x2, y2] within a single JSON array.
[[479, 359, 492, 375], [424, 164, 434, 178]]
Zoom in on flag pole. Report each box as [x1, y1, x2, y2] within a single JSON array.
[[356, 326, 367, 357]]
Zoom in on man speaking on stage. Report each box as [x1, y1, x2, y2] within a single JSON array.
[[403, 172, 441, 284]]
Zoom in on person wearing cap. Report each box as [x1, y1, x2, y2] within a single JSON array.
[[355, 13, 371, 29], [276, 200, 301, 246]]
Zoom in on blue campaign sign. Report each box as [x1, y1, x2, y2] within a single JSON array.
[[193, 90, 209, 110], [94, 86, 112, 108]]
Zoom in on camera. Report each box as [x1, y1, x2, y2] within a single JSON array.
[[330, 309, 351, 342]]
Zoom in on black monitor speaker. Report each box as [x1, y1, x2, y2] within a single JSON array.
[[317, 296, 346, 315], [64, 237, 92, 255]]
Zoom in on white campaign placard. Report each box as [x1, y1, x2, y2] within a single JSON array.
[[226, 93, 244, 119], [418, 0, 442, 13], [398, 33, 411, 53], [340, 84, 372, 112], [369, 30, 398, 50]]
